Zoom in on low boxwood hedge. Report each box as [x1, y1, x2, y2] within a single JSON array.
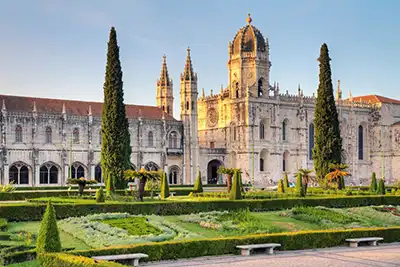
[[0, 195, 399, 222], [40, 253, 125, 267], [71, 227, 400, 262]]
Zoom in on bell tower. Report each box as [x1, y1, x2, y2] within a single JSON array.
[[156, 55, 174, 116]]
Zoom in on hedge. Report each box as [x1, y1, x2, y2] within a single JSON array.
[[40, 253, 125, 267], [0, 195, 400, 222], [71, 227, 400, 262]]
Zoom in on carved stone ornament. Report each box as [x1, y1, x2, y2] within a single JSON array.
[[394, 129, 400, 145], [207, 108, 218, 127]]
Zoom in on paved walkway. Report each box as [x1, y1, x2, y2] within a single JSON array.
[[144, 244, 400, 267]]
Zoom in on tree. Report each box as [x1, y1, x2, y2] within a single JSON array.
[[296, 173, 305, 197], [217, 167, 240, 193], [193, 171, 203, 193], [370, 172, 377, 192], [377, 178, 386, 195], [313, 43, 343, 186], [95, 187, 105, 203], [230, 170, 242, 200], [124, 168, 160, 201], [278, 179, 285, 193], [297, 168, 313, 195], [283, 172, 289, 189], [325, 163, 350, 190], [36, 201, 61, 262], [160, 172, 170, 199], [101, 27, 131, 196]]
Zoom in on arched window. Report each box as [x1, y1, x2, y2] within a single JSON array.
[[70, 163, 85, 178], [235, 82, 239, 98], [358, 125, 364, 160], [45, 127, 52, 144], [148, 131, 154, 147], [283, 151, 289, 172], [169, 166, 180, 185], [282, 120, 287, 141], [73, 128, 79, 144], [259, 122, 265, 140], [169, 131, 178, 148], [95, 164, 102, 183], [9, 163, 29, 184], [145, 162, 159, 171], [186, 101, 189, 111], [40, 163, 58, 184], [260, 158, 264, 171], [15, 125, 22, 143], [309, 123, 314, 160], [258, 79, 263, 97]]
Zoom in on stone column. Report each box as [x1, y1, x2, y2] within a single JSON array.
[[34, 165, 40, 186], [64, 165, 69, 184], [90, 164, 95, 180], [4, 165, 8, 185]]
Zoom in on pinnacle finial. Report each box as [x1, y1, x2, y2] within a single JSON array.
[[163, 54, 166, 63], [2, 99, 6, 111], [88, 105, 92, 116], [62, 103, 66, 114], [246, 13, 252, 24], [32, 101, 37, 113]]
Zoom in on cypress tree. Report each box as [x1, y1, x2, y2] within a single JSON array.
[[193, 171, 203, 193], [36, 201, 61, 261], [283, 172, 289, 188], [160, 172, 170, 199], [377, 178, 386, 195], [313, 43, 343, 185], [278, 179, 285, 193], [370, 172, 377, 192], [230, 170, 242, 200], [101, 27, 131, 196], [296, 173, 305, 197]]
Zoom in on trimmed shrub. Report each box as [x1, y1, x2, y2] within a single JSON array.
[[283, 172, 289, 188], [370, 172, 377, 192], [0, 218, 7, 232], [230, 171, 242, 200], [36, 201, 61, 261], [160, 172, 170, 199], [193, 171, 203, 193], [296, 173, 305, 197], [278, 179, 285, 193], [96, 187, 105, 203], [41, 253, 125, 267], [377, 178, 386, 195]]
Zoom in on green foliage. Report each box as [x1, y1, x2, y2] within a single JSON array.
[[193, 171, 203, 193], [296, 173, 305, 197], [100, 217, 162, 236], [370, 172, 377, 192], [160, 172, 170, 199], [0, 182, 16, 192], [283, 172, 289, 188], [101, 27, 131, 196], [313, 43, 343, 184], [229, 171, 242, 200], [41, 253, 125, 267], [290, 206, 358, 225], [377, 179, 386, 195], [96, 188, 105, 203], [36, 201, 61, 262], [277, 179, 285, 193], [341, 176, 345, 189], [66, 178, 97, 185]]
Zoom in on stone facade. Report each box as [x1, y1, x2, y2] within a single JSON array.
[[1, 14, 399, 187]]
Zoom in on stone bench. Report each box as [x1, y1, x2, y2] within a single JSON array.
[[156, 192, 176, 198], [92, 253, 148, 266], [345, 237, 383, 248], [236, 243, 281, 256]]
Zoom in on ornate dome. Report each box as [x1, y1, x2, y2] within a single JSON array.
[[231, 14, 266, 54]]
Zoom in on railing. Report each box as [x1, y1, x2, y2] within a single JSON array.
[[166, 148, 183, 155]]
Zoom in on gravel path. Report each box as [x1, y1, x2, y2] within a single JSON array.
[[144, 244, 400, 267]]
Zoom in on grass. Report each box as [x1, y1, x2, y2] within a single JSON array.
[[100, 217, 163, 236], [6, 260, 40, 267], [7, 221, 90, 250]]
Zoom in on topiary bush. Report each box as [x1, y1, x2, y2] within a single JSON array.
[[193, 171, 203, 193], [160, 172, 170, 200], [283, 172, 289, 188], [96, 187, 105, 203], [370, 172, 377, 192], [230, 171, 242, 200], [278, 179, 285, 193], [377, 178, 386, 195], [36, 201, 62, 262], [296, 173, 305, 197]]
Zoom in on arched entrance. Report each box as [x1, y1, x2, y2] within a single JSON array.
[[168, 165, 180, 185], [207, 160, 223, 184]]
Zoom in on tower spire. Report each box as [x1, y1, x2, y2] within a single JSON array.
[[159, 55, 171, 86], [183, 47, 195, 81], [156, 55, 174, 116], [336, 79, 342, 100]]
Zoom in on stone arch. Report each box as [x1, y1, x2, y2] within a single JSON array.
[[94, 164, 102, 183], [259, 118, 270, 140], [147, 131, 154, 147], [259, 149, 269, 172], [40, 161, 61, 184], [168, 130, 180, 148], [258, 78, 265, 97], [207, 159, 223, 184], [168, 165, 180, 185], [9, 161, 31, 185], [358, 123, 368, 160], [15, 125, 23, 143], [70, 161, 87, 179], [144, 161, 159, 171]]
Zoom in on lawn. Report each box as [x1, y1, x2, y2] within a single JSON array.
[[7, 260, 40, 267]]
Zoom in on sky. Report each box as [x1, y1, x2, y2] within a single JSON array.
[[0, 0, 399, 119]]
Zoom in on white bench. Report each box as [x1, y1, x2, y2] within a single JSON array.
[[92, 253, 148, 266], [345, 237, 383, 248], [236, 243, 281, 256]]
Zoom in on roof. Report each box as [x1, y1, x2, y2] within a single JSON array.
[[350, 95, 400, 105], [231, 14, 266, 54], [0, 94, 176, 121]]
